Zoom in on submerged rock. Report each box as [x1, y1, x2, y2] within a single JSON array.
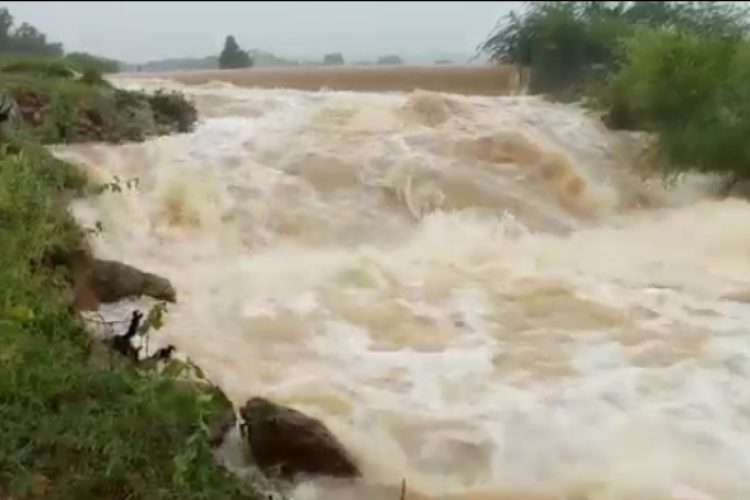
[[239, 397, 362, 482]]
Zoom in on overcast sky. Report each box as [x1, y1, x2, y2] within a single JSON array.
[[1, 1, 520, 62]]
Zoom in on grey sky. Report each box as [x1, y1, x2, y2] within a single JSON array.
[[1, 1, 520, 62]]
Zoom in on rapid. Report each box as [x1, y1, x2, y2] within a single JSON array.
[[54, 68, 750, 500]]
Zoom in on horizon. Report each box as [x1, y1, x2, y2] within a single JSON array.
[[121, 49, 483, 66], [0, 1, 519, 63]]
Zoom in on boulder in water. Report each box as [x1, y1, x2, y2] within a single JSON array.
[[84, 258, 176, 303], [239, 397, 361, 481]]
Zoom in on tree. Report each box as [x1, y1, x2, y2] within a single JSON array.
[[477, 1, 750, 192], [0, 7, 123, 77], [10, 22, 63, 57], [376, 54, 403, 65], [218, 35, 253, 70], [322, 53, 344, 65], [0, 7, 63, 57], [0, 8, 13, 48], [477, 1, 750, 96]]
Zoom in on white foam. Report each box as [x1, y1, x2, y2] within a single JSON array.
[[63, 77, 750, 499]]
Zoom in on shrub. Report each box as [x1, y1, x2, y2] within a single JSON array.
[[147, 89, 199, 134], [478, 1, 750, 97], [611, 28, 750, 188], [480, 1, 750, 190]]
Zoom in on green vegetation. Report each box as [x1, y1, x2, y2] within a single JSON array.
[[0, 7, 261, 500], [0, 7, 117, 73], [119, 50, 303, 73], [0, 7, 62, 58], [478, 1, 749, 96], [0, 133, 252, 499], [323, 53, 345, 65], [64, 51, 120, 74], [376, 54, 403, 65], [218, 35, 254, 70], [479, 1, 750, 190], [0, 58, 198, 143]]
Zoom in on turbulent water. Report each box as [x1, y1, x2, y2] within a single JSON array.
[[54, 68, 750, 500]]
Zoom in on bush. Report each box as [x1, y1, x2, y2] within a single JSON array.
[[79, 68, 110, 86], [148, 89, 199, 134], [478, 1, 750, 97], [479, 1, 750, 191], [609, 28, 750, 187]]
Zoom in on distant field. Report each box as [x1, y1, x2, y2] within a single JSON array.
[[118, 64, 523, 96]]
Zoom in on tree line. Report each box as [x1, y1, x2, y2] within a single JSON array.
[[0, 8, 257, 73], [0, 7, 120, 73], [479, 1, 750, 192]]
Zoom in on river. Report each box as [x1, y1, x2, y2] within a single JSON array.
[[57, 65, 750, 500]]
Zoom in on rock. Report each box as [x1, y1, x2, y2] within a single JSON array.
[[84, 258, 176, 303], [239, 397, 361, 482]]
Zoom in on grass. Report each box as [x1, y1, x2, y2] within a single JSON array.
[[0, 58, 257, 499], [0, 56, 197, 144], [0, 54, 117, 79]]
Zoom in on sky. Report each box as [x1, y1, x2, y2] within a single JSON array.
[[1, 1, 520, 62]]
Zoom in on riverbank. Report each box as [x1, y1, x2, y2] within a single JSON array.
[[0, 59, 254, 499]]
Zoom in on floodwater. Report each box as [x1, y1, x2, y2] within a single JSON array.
[[118, 64, 523, 95], [62, 64, 750, 500]]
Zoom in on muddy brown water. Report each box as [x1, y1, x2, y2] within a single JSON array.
[[65, 64, 750, 500], [117, 64, 523, 95]]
